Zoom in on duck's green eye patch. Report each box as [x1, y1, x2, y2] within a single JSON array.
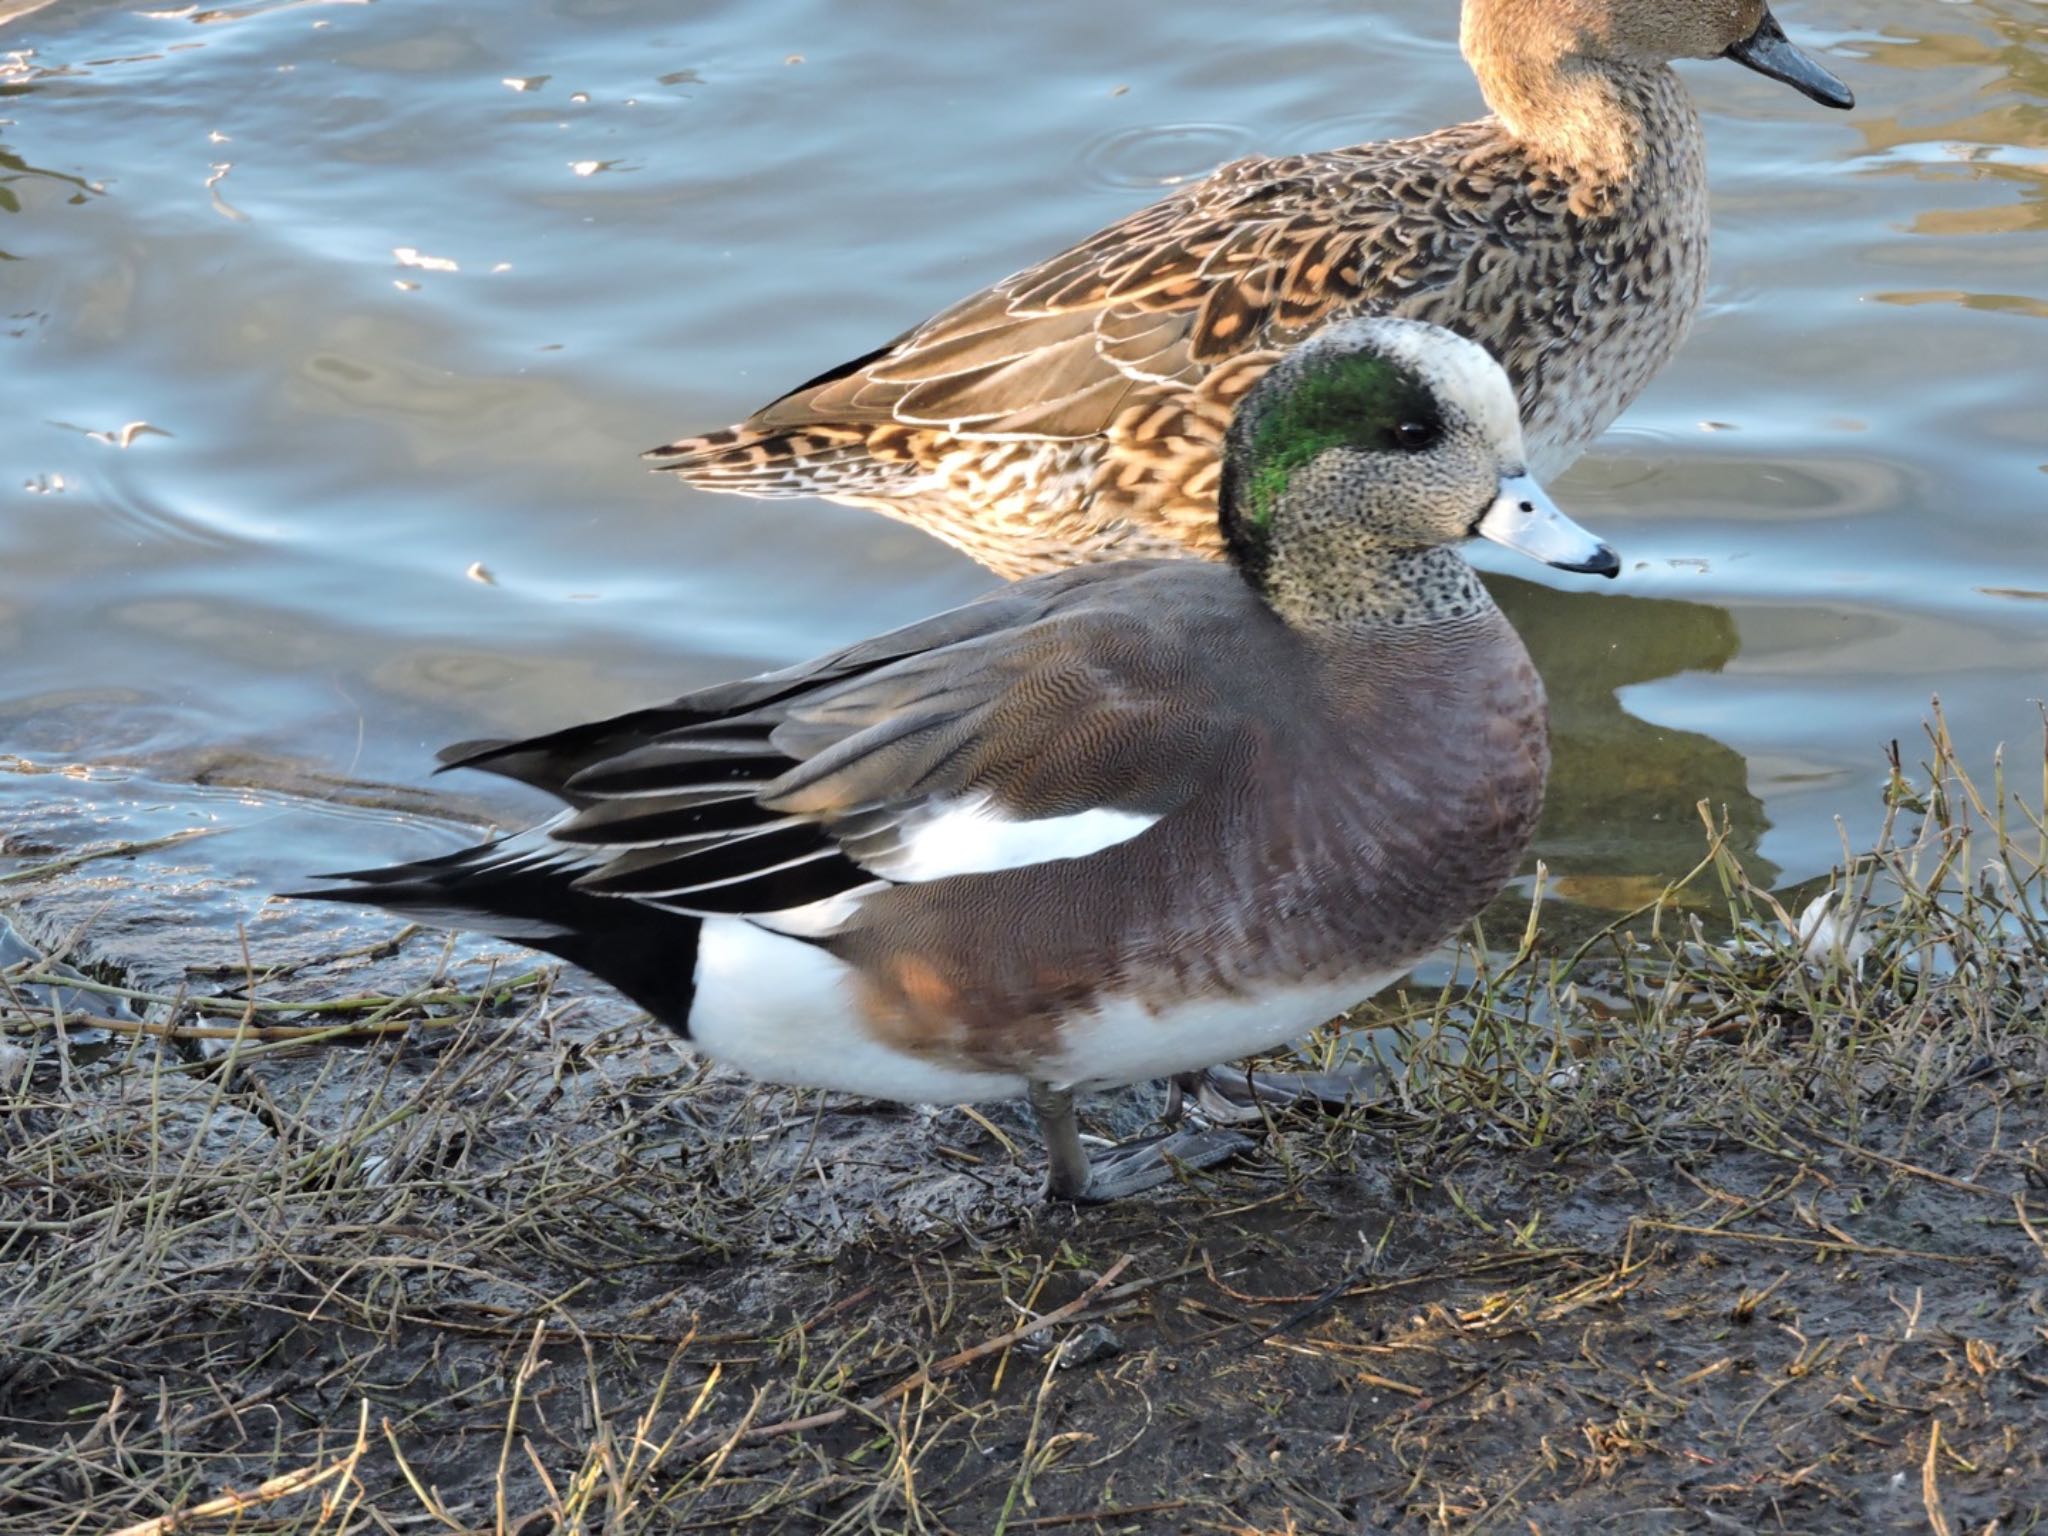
[[1241, 354, 1442, 529]]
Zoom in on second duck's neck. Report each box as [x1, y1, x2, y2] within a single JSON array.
[[1462, 25, 1698, 195], [1256, 540, 1496, 635]]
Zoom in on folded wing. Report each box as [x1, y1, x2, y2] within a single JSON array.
[[418, 565, 1260, 927]]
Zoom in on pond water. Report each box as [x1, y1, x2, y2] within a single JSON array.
[[1, 0, 2044, 947]]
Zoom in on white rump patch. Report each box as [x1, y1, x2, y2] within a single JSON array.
[[870, 795, 1159, 882], [687, 918, 1026, 1103]]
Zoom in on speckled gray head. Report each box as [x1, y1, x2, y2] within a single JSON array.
[[1218, 315, 1619, 608]]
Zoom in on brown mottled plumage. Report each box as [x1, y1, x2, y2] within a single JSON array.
[[296, 319, 1618, 1201], [649, 0, 1850, 578]]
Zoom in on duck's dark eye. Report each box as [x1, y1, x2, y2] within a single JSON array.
[[1394, 419, 1440, 451]]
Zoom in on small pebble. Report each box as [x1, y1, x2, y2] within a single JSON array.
[[1057, 1323, 1122, 1369]]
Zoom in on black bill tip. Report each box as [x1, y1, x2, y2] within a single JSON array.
[[1725, 9, 1855, 111], [1556, 545, 1622, 580]]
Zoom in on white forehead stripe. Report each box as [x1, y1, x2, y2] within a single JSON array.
[[1305, 316, 1528, 464], [1373, 320, 1526, 461]]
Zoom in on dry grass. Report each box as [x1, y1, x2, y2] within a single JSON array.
[[4, 711, 2048, 1534]]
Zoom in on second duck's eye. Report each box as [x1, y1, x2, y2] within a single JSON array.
[[1393, 420, 1440, 451]]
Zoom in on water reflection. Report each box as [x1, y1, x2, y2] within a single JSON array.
[[0, 0, 2044, 945], [1495, 578, 1776, 911], [0, 4, 65, 32], [1854, 9, 2048, 241], [0, 144, 99, 225]]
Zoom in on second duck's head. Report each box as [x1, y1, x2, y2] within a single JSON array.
[[1219, 317, 1618, 625], [1464, 0, 1853, 111]]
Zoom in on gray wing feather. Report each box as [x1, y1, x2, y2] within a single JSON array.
[[547, 565, 1267, 909]]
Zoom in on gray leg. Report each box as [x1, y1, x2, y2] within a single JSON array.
[[1162, 1073, 1190, 1125], [1028, 1082, 1097, 1202], [1027, 1081, 1252, 1204]]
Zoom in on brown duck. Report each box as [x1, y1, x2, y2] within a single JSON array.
[[296, 318, 1618, 1200], [650, 0, 1850, 578]]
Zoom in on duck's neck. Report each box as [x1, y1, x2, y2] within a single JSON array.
[[1256, 541, 1496, 636], [1462, 18, 1698, 197]]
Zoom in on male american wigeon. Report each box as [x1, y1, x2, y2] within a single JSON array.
[[295, 317, 1617, 1201]]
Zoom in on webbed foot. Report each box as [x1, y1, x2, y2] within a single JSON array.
[[1173, 1064, 1373, 1124], [1056, 1124, 1254, 1203]]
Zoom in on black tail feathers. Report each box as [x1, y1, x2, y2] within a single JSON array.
[[287, 844, 702, 1033]]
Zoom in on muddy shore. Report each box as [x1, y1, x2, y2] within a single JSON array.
[[4, 753, 2047, 1535]]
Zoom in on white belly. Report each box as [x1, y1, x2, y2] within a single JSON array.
[[688, 918, 1404, 1106], [1045, 968, 1408, 1093]]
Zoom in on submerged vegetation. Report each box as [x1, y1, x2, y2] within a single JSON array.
[[4, 714, 2048, 1534]]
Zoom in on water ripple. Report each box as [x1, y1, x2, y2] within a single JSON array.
[[1075, 121, 1252, 191]]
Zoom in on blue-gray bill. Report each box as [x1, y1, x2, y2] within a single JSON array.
[[1725, 8, 1854, 111], [1474, 474, 1620, 579]]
